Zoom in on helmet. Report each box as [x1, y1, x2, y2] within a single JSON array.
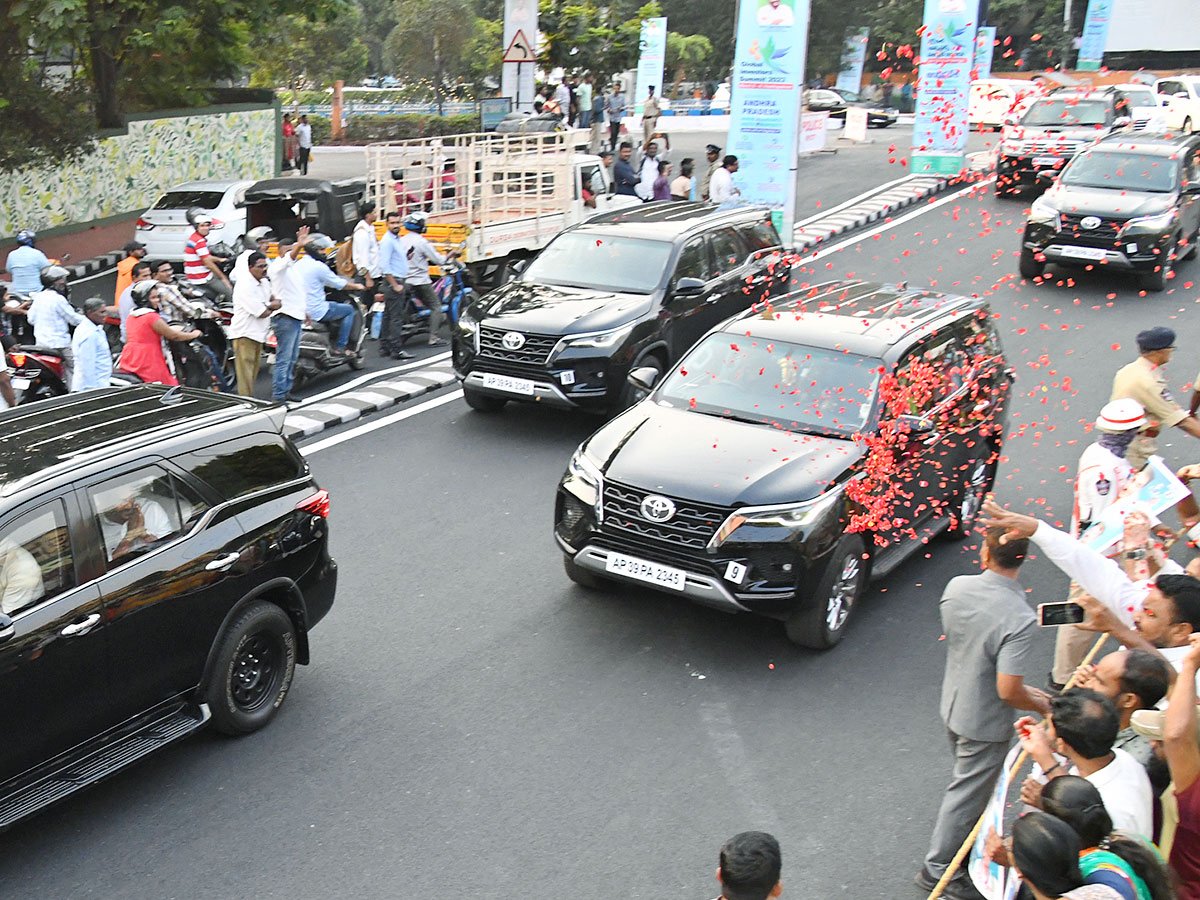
[[39, 264, 71, 289], [306, 233, 336, 254], [403, 211, 428, 234], [130, 280, 159, 308], [1096, 398, 1147, 432], [16, 230, 36, 247], [186, 207, 213, 227], [242, 226, 276, 251]]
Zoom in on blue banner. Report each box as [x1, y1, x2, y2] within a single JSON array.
[[835, 27, 870, 95], [1077, 0, 1113, 71], [633, 17, 668, 116], [726, 0, 811, 237], [974, 26, 996, 80], [912, 0, 980, 176]]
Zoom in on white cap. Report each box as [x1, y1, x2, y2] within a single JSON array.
[[1096, 398, 1147, 432]]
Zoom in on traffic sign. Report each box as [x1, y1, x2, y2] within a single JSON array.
[[503, 29, 536, 63]]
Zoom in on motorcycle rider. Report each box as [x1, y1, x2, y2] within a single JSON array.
[[183, 211, 233, 303], [28, 265, 83, 387], [71, 298, 113, 392], [147, 260, 198, 324], [400, 212, 457, 347], [117, 281, 201, 385], [117, 261, 153, 342], [3, 230, 50, 295], [231, 227, 277, 285], [293, 230, 365, 358]]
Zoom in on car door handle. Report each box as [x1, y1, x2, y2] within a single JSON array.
[[704, 294, 721, 303], [205, 552, 241, 571], [60, 613, 101, 638]]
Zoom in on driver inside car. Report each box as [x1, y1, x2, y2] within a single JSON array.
[[100, 494, 173, 561], [0, 538, 44, 614]]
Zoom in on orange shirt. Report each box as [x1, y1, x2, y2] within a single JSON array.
[[114, 255, 138, 304]]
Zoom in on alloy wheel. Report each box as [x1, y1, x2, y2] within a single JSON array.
[[825, 553, 862, 632]]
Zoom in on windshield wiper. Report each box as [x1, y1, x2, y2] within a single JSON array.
[[690, 408, 767, 426]]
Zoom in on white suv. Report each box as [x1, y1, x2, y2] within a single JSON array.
[[134, 180, 255, 261], [1155, 75, 1200, 133]]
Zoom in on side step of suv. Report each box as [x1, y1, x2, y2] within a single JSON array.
[[0, 703, 210, 829]]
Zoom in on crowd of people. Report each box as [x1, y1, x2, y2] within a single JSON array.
[[917, 326, 1200, 900]]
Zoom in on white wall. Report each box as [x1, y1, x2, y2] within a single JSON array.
[[1106, 0, 1200, 53]]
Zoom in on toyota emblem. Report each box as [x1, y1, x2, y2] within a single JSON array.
[[640, 494, 676, 522], [502, 331, 526, 350], [1080, 215, 1101, 230]]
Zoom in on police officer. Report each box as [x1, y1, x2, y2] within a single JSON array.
[[1111, 326, 1200, 470]]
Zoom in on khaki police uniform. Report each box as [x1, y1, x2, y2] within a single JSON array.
[[1111, 356, 1187, 469]]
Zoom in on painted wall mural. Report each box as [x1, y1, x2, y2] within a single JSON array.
[[0, 106, 276, 237]]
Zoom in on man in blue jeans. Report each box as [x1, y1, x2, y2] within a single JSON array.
[[268, 234, 307, 402], [294, 232, 364, 358]]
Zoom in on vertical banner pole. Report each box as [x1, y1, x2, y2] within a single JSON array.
[[911, 0, 980, 176]]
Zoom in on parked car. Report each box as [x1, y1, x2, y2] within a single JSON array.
[[1020, 131, 1200, 291], [135, 180, 255, 261], [453, 203, 788, 415], [0, 385, 337, 829], [555, 281, 1012, 648], [1155, 75, 1200, 133], [804, 88, 898, 127], [969, 79, 1039, 130], [1110, 82, 1171, 132], [995, 88, 1133, 195]]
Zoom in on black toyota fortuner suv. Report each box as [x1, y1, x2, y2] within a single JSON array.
[[0, 385, 336, 829], [453, 203, 788, 414], [555, 281, 1013, 649]]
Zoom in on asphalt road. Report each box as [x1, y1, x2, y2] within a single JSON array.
[[7, 160, 1198, 899]]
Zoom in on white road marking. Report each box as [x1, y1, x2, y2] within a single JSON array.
[[295, 351, 452, 406], [793, 173, 918, 230], [301, 390, 463, 455]]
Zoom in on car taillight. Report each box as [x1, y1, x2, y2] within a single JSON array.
[[296, 489, 330, 518], [209, 218, 225, 230], [8, 352, 25, 367], [135, 218, 155, 231]]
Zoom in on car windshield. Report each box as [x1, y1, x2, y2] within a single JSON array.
[[838, 90, 861, 103], [152, 190, 226, 210], [522, 232, 673, 293], [1121, 89, 1156, 107], [654, 334, 883, 437], [1062, 150, 1178, 192], [1021, 98, 1109, 126]]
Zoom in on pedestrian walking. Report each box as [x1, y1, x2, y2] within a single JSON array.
[[590, 84, 606, 152], [296, 114, 313, 175], [70, 298, 113, 392], [269, 233, 307, 403], [709, 155, 742, 204], [1111, 327, 1200, 469], [637, 141, 660, 199], [641, 85, 661, 150], [613, 142, 639, 196], [114, 240, 146, 306], [916, 525, 1051, 900], [701, 144, 722, 201], [715, 831, 783, 900], [400, 212, 455, 348], [282, 113, 297, 170], [671, 158, 694, 200], [378, 211, 412, 360], [229, 251, 279, 397], [607, 84, 626, 150]]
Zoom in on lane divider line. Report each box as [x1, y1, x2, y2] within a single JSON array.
[[284, 364, 458, 439]]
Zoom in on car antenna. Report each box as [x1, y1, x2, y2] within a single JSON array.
[[159, 385, 184, 405]]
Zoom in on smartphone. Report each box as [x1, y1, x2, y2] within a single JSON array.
[[1038, 602, 1086, 627]]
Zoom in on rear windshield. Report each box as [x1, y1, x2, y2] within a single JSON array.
[[152, 190, 226, 210], [1021, 99, 1109, 127], [176, 433, 307, 500]]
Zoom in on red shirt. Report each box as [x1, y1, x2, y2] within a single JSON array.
[[1173, 777, 1200, 900]]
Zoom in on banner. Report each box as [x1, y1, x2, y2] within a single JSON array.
[[633, 17, 668, 116], [1080, 455, 1190, 555], [967, 743, 1023, 900], [799, 112, 828, 153], [501, 0, 538, 112], [835, 27, 870, 95], [975, 26, 996, 80], [1077, 0, 1114, 71], [727, 0, 811, 239], [912, 0, 980, 176]]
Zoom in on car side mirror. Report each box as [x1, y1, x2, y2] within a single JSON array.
[[510, 258, 530, 276], [673, 277, 706, 295], [1176, 92, 1190, 100], [1184, 182, 1200, 194], [1113, 115, 1132, 128], [1035, 170, 1059, 186], [896, 414, 936, 438], [627, 366, 660, 393], [1003, 114, 1018, 126]]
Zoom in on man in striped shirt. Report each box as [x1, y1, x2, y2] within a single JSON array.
[[183, 214, 233, 302]]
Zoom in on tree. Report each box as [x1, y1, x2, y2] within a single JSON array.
[[462, 17, 503, 98], [249, 4, 370, 91], [663, 32, 713, 97], [358, 0, 399, 75], [384, 0, 477, 113], [537, 0, 662, 82]]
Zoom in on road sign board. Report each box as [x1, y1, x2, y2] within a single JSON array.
[[503, 29, 536, 63]]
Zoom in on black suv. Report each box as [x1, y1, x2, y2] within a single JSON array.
[[0, 385, 336, 829], [453, 203, 787, 414], [1021, 132, 1200, 291], [554, 281, 1012, 648], [996, 87, 1136, 194]]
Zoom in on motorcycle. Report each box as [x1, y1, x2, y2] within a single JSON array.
[[392, 258, 474, 345], [113, 301, 234, 392], [7, 345, 69, 403], [266, 291, 368, 388]]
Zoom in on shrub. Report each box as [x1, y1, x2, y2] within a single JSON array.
[[342, 114, 480, 143]]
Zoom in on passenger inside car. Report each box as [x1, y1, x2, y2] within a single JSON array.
[[0, 539, 44, 615], [97, 491, 174, 562]]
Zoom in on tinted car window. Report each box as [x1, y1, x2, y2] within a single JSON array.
[[0, 500, 74, 615], [1062, 149, 1179, 193], [893, 335, 963, 415], [673, 237, 713, 284], [90, 468, 192, 566], [179, 434, 306, 501], [1021, 99, 1109, 126], [151, 191, 226, 210], [523, 233, 674, 294], [739, 221, 780, 252], [708, 228, 747, 277]]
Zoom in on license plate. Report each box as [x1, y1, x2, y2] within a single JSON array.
[[481, 372, 535, 396], [604, 551, 686, 591], [1060, 246, 1107, 260], [1033, 156, 1062, 166], [10, 377, 30, 390]]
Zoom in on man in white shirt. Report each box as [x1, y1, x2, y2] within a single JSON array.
[[100, 495, 173, 561], [28, 265, 83, 387], [231, 228, 276, 285], [709, 155, 741, 205], [0, 539, 44, 614], [296, 115, 313, 174], [269, 233, 309, 403], [757, 0, 795, 26], [637, 142, 660, 200], [351, 202, 381, 302], [229, 251, 279, 397]]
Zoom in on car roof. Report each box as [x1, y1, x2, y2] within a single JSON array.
[[164, 180, 253, 193], [720, 281, 987, 359], [574, 202, 773, 241], [1093, 131, 1199, 155], [1036, 89, 1113, 101], [0, 386, 284, 498]]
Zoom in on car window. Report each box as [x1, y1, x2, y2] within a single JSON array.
[[178, 434, 307, 501], [151, 191, 226, 210], [90, 467, 200, 566], [738, 220, 780, 253], [708, 228, 747, 277], [0, 500, 75, 616], [673, 237, 713, 285], [893, 335, 964, 415], [1160, 81, 1182, 96]]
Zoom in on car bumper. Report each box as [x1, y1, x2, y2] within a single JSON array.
[[1024, 224, 1172, 271], [452, 337, 620, 411]]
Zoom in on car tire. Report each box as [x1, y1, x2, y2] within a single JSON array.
[[563, 554, 607, 589], [617, 353, 664, 411], [204, 601, 297, 736], [463, 386, 507, 413], [784, 534, 869, 650], [1141, 237, 1177, 292], [1018, 249, 1044, 280], [942, 455, 997, 540]]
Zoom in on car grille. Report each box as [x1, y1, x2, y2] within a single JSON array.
[[478, 326, 558, 367], [591, 532, 723, 579], [1060, 213, 1124, 247], [1014, 139, 1085, 156], [601, 481, 729, 551]]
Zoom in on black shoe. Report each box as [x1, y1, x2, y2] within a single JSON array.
[[914, 870, 984, 900], [286, 393, 303, 402], [379, 348, 393, 357], [1047, 672, 1066, 694], [392, 351, 413, 360]]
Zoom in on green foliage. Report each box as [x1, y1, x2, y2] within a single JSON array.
[[0, 59, 96, 173], [383, 0, 479, 110], [358, 0, 399, 73], [537, 0, 662, 82], [249, 3, 370, 90], [342, 113, 481, 141], [664, 32, 713, 96]]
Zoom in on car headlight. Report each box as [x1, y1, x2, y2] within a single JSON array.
[[708, 488, 843, 550], [567, 448, 604, 521], [1123, 209, 1177, 232], [1028, 198, 1060, 227], [458, 308, 480, 351], [555, 323, 634, 355]]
